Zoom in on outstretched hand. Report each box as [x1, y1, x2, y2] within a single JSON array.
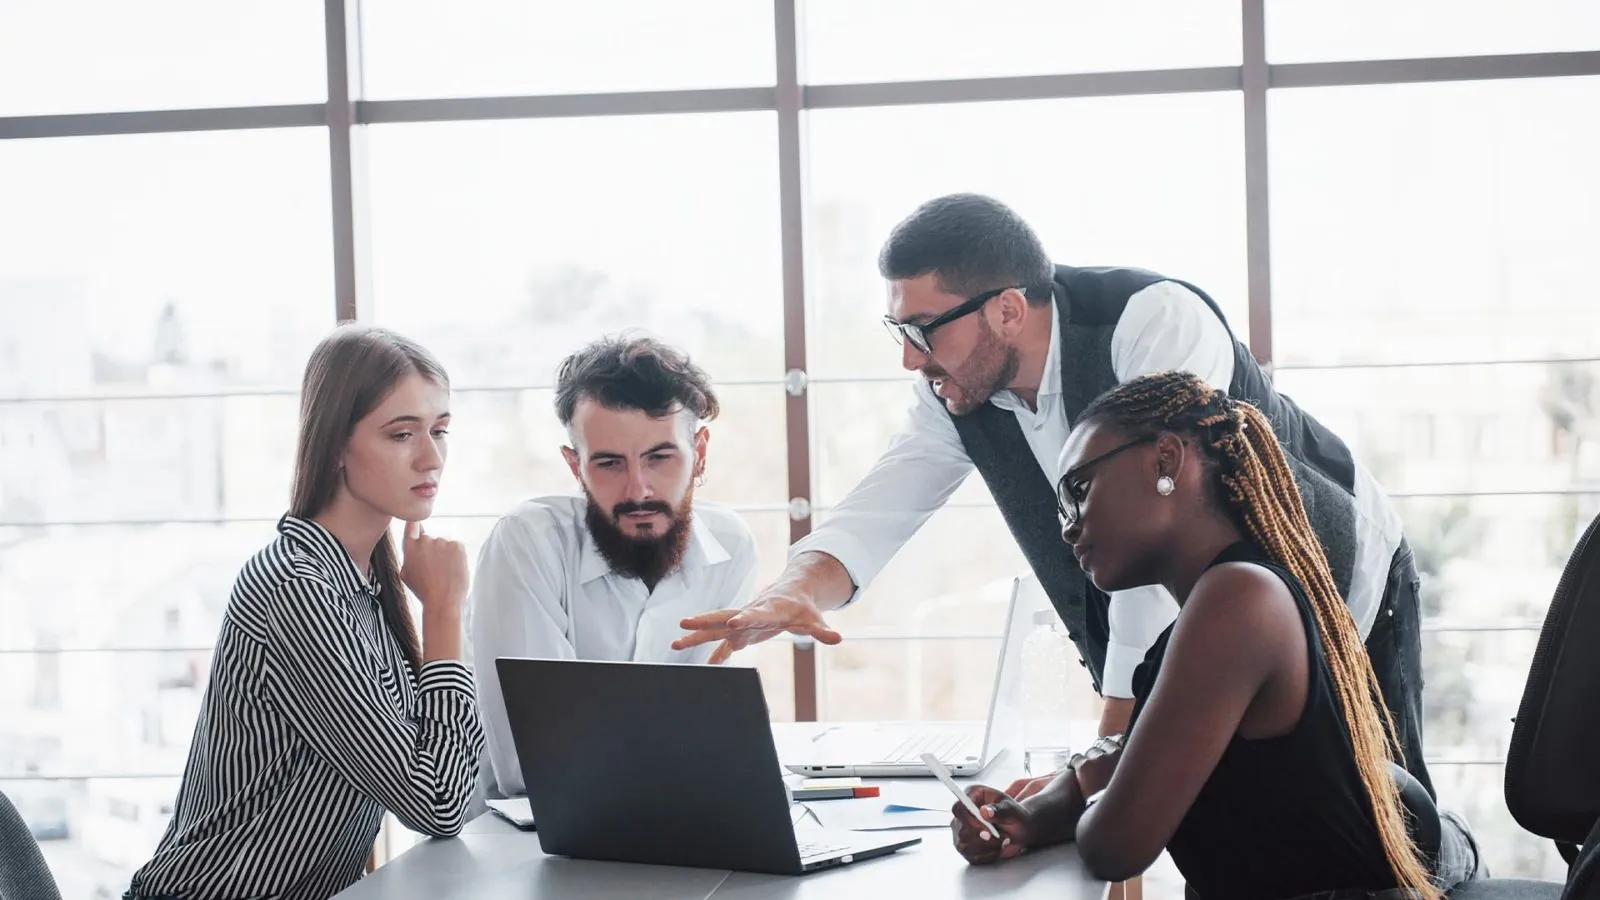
[[674, 593, 842, 664]]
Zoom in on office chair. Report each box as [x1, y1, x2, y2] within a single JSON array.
[[0, 788, 64, 900], [1397, 762, 1444, 868], [1450, 509, 1600, 899]]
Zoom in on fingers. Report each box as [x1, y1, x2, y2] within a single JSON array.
[[723, 606, 788, 629], [965, 785, 1009, 807], [953, 834, 1004, 864], [951, 803, 1016, 865], [950, 786, 1006, 840], [1004, 777, 1034, 798], [951, 812, 1003, 865], [793, 622, 844, 645], [1012, 776, 1050, 802], [671, 626, 738, 652], [674, 606, 806, 652], [955, 790, 1029, 845], [404, 520, 422, 543], [982, 799, 1031, 844], [677, 609, 741, 631], [951, 799, 984, 832], [692, 634, 748, 664], [674, 603, 840, 657], [681, 600, 829, 633]]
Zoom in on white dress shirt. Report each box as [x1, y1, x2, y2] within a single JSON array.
[[467, 494, 758, 795], [793, 281, 1402, 698]]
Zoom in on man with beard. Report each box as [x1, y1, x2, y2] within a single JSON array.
[[676, 193, 1437, 804], [468, 334, 758, 796]]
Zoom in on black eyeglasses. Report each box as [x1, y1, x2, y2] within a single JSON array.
[[1055, 435, 1158, 528], [882, 285, 1024, 355]]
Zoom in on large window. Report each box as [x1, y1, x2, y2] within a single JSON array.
[[0, 124, 333, 894], [803, 0, 1240, 83], [360, 0, 775, 97], [3, 0, 1596, 887], [363, 114, 786, 384], [1266, 0, 1600, 63], [1266, 69, 1600, 877], [804, 93, 1250, 380], [1269, 77, 1600, 367], [361, 112, 797, 719], [0, 0, 325, 115]]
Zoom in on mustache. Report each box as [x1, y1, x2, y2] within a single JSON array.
[[613, 500, 674, 517]]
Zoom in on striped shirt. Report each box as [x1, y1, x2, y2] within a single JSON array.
[[127, 515, 485, 900]]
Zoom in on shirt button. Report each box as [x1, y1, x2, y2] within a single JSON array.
[[1078, 659, 1088, 668]]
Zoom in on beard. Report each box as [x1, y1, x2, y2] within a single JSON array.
[[925, 318, 1020, 416], [582, 483, 696, 588]]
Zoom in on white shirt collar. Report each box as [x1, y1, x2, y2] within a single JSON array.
[[1039, 298, 1062, 400], [577, 508, 732, 586]]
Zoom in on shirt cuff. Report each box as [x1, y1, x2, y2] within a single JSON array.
[[415, 660, 482, 735], [787, 529, 872, 608], [417, 659, 476, 695], [1100, 640, 1150, 700]]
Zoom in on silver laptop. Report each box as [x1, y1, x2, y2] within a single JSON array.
[[783, 577, 1029, 777]]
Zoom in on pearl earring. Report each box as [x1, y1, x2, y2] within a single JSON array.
[[1156, 475, 1175, 496]]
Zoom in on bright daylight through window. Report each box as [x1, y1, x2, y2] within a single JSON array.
[[1, 0, 1596, 895]]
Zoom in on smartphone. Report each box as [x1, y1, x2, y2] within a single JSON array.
[[920, 753, 1002, 839]]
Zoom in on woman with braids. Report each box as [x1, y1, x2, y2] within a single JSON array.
[[949, 371, 1482, 899]]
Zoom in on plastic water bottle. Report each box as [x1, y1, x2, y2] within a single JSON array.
[[1018, 608, 1076, 776]]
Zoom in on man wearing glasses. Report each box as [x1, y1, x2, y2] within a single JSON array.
[[676, 192, 1432, 801]]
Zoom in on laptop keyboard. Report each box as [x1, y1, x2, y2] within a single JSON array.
[[797, 837, 853, 859], [877, 730, 972, 764]]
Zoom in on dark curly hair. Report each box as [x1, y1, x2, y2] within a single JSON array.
[[554, 334, 719, 427]]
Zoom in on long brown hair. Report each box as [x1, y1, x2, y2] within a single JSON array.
[[1080, 371, 1438, 900], [289, 323, 449, 673]]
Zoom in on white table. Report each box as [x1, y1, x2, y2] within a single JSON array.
[[338, 723, 1111, 900], [333, 810, 1110, 900]]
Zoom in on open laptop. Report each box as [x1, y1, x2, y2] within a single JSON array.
[[781, 576, 1029, 778], [495, 657, 922, 875]]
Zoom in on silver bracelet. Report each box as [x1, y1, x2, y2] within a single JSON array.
[[1069, 733, 1125, 773]]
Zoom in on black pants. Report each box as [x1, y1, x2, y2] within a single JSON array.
[[1184, 809, 1486, 899], [1364, 540, 1433, 799]]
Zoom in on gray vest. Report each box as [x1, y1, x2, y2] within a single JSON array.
[[951, 265, 1361, 693]]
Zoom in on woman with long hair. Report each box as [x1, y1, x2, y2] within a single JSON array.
[[124, 325, 485, 900], [951, 371, 1480, 899]]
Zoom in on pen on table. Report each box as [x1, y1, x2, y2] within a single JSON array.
[[789, 785, 881, 801]]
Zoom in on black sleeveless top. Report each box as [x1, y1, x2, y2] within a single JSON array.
[[1127, 542, 1397, 900]]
